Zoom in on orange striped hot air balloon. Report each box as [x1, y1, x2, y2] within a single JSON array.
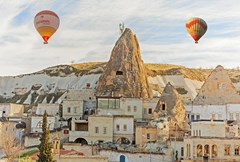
[[186, 17, 207, 44], [34, 10, 60, 44]]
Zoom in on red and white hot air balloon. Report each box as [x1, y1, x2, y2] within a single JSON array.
[[186, 17, 207, 44], [34, 10, 60, 44]]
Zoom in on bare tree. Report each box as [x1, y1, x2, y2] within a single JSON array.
[[0, 122, 21, 162]]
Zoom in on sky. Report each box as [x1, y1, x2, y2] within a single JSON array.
[[1, 0, 240, 76]]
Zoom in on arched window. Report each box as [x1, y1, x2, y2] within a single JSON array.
[[36, 120, 43, 128], [197, 144, 203, 157], [212, 145, 217, 157], [204, 145, 210, 156], [187, 144, 191, 157], [235, 145, 239, 155]]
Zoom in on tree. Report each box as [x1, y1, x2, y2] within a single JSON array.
[[0, 122, 21, 162], [37, 111, 53, 162]]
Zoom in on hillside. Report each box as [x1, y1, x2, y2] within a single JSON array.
[[72, 62, 211, 81], [71, 62, 240, 83], [0, 62, 240, 106]]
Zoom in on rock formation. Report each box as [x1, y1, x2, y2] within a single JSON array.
[[154, 82, 189, 130], [193, 65, 240, 105], [151, 82, 189, 141], [96, 28, 153, 98]]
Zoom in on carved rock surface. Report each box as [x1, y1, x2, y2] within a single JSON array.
[[193, 65, 240, 105], [154, 82, 189, 130], [96, 28, 153, 98]]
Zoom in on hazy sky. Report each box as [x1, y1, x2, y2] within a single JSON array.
[[0, 0, 240, 76]]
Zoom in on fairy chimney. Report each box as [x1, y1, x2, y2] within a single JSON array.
[[193, 65, 240, 105], [96, 28, 153, 98]]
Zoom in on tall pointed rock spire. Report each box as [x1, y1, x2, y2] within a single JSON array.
[[96, 28, 153, 98]]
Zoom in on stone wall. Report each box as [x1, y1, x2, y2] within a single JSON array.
[[100, 149, 172, 162]]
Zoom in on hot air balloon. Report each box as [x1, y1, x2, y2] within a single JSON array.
[[186, 17, 207, 44], [34, 10, 60, 44]]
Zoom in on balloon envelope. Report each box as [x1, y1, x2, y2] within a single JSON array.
[[34, 10, 60, 44], [186, 17, 207, 43]]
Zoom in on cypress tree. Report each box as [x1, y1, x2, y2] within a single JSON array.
[[37, 110, 53, 162]]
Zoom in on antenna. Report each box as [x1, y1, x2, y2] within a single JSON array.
[[119, 22, 125, 35]]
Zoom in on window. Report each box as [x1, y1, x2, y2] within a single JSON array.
[[74, 107, 77, 113], [196, 115, 200, 120], [187, 144, 190, 157], [162, 104, 165, 110], [128, 106, 131, 112], [116, 125, 120, 131], [191, 115, 195, 121], [67, 107, 71, 113], [36, 120, 43, 128], [95, 127, 99, 134], [212, 145, 217, 157], [181, 147, 184, 156], [134, 106, 137, 112], [212, 114, 216, 120], [197, 145, 203, 157], [123, 125, 127, 131], [193, 130, 195, 136], [235, 146, 239, 155], [230, 113, 234, 120], [218, 83, 226, 90], [103, 127, 107, 134], [148, 108, 152, 114], [116, 71, 123, 75], [147, 133, 150, 139], [236, 113, 240, 121], [199, 130, 201, 136], [196, 130, 198, 136], [204, 145, 210, 156], [225, 145, 230, 155], [218, 114, 222, 120], [97, 98, 120, 109]]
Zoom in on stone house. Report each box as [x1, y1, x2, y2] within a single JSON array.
[[69, 115, 113, 144], [61, 100, 84, 120], [142, 98, 159, 120], [186, 104, 240, 125], [120, 98, 143, 120], [50, 136, 109, 162], [135, 125, 157, 147], [36, 103, 60, 116], [183, 120, 240, 162], [64, 89, 96, 118], [96, 97, 143, 120], [100, 149, 171, 162], [31, 116, 55, 133], [0, 103, 24, 117], [113, 115, 134, 144]]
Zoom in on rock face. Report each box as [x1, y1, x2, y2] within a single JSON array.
[[193, 65, 240, 105], [154, 82, 189, 131], [96, 28, 153, 98]]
